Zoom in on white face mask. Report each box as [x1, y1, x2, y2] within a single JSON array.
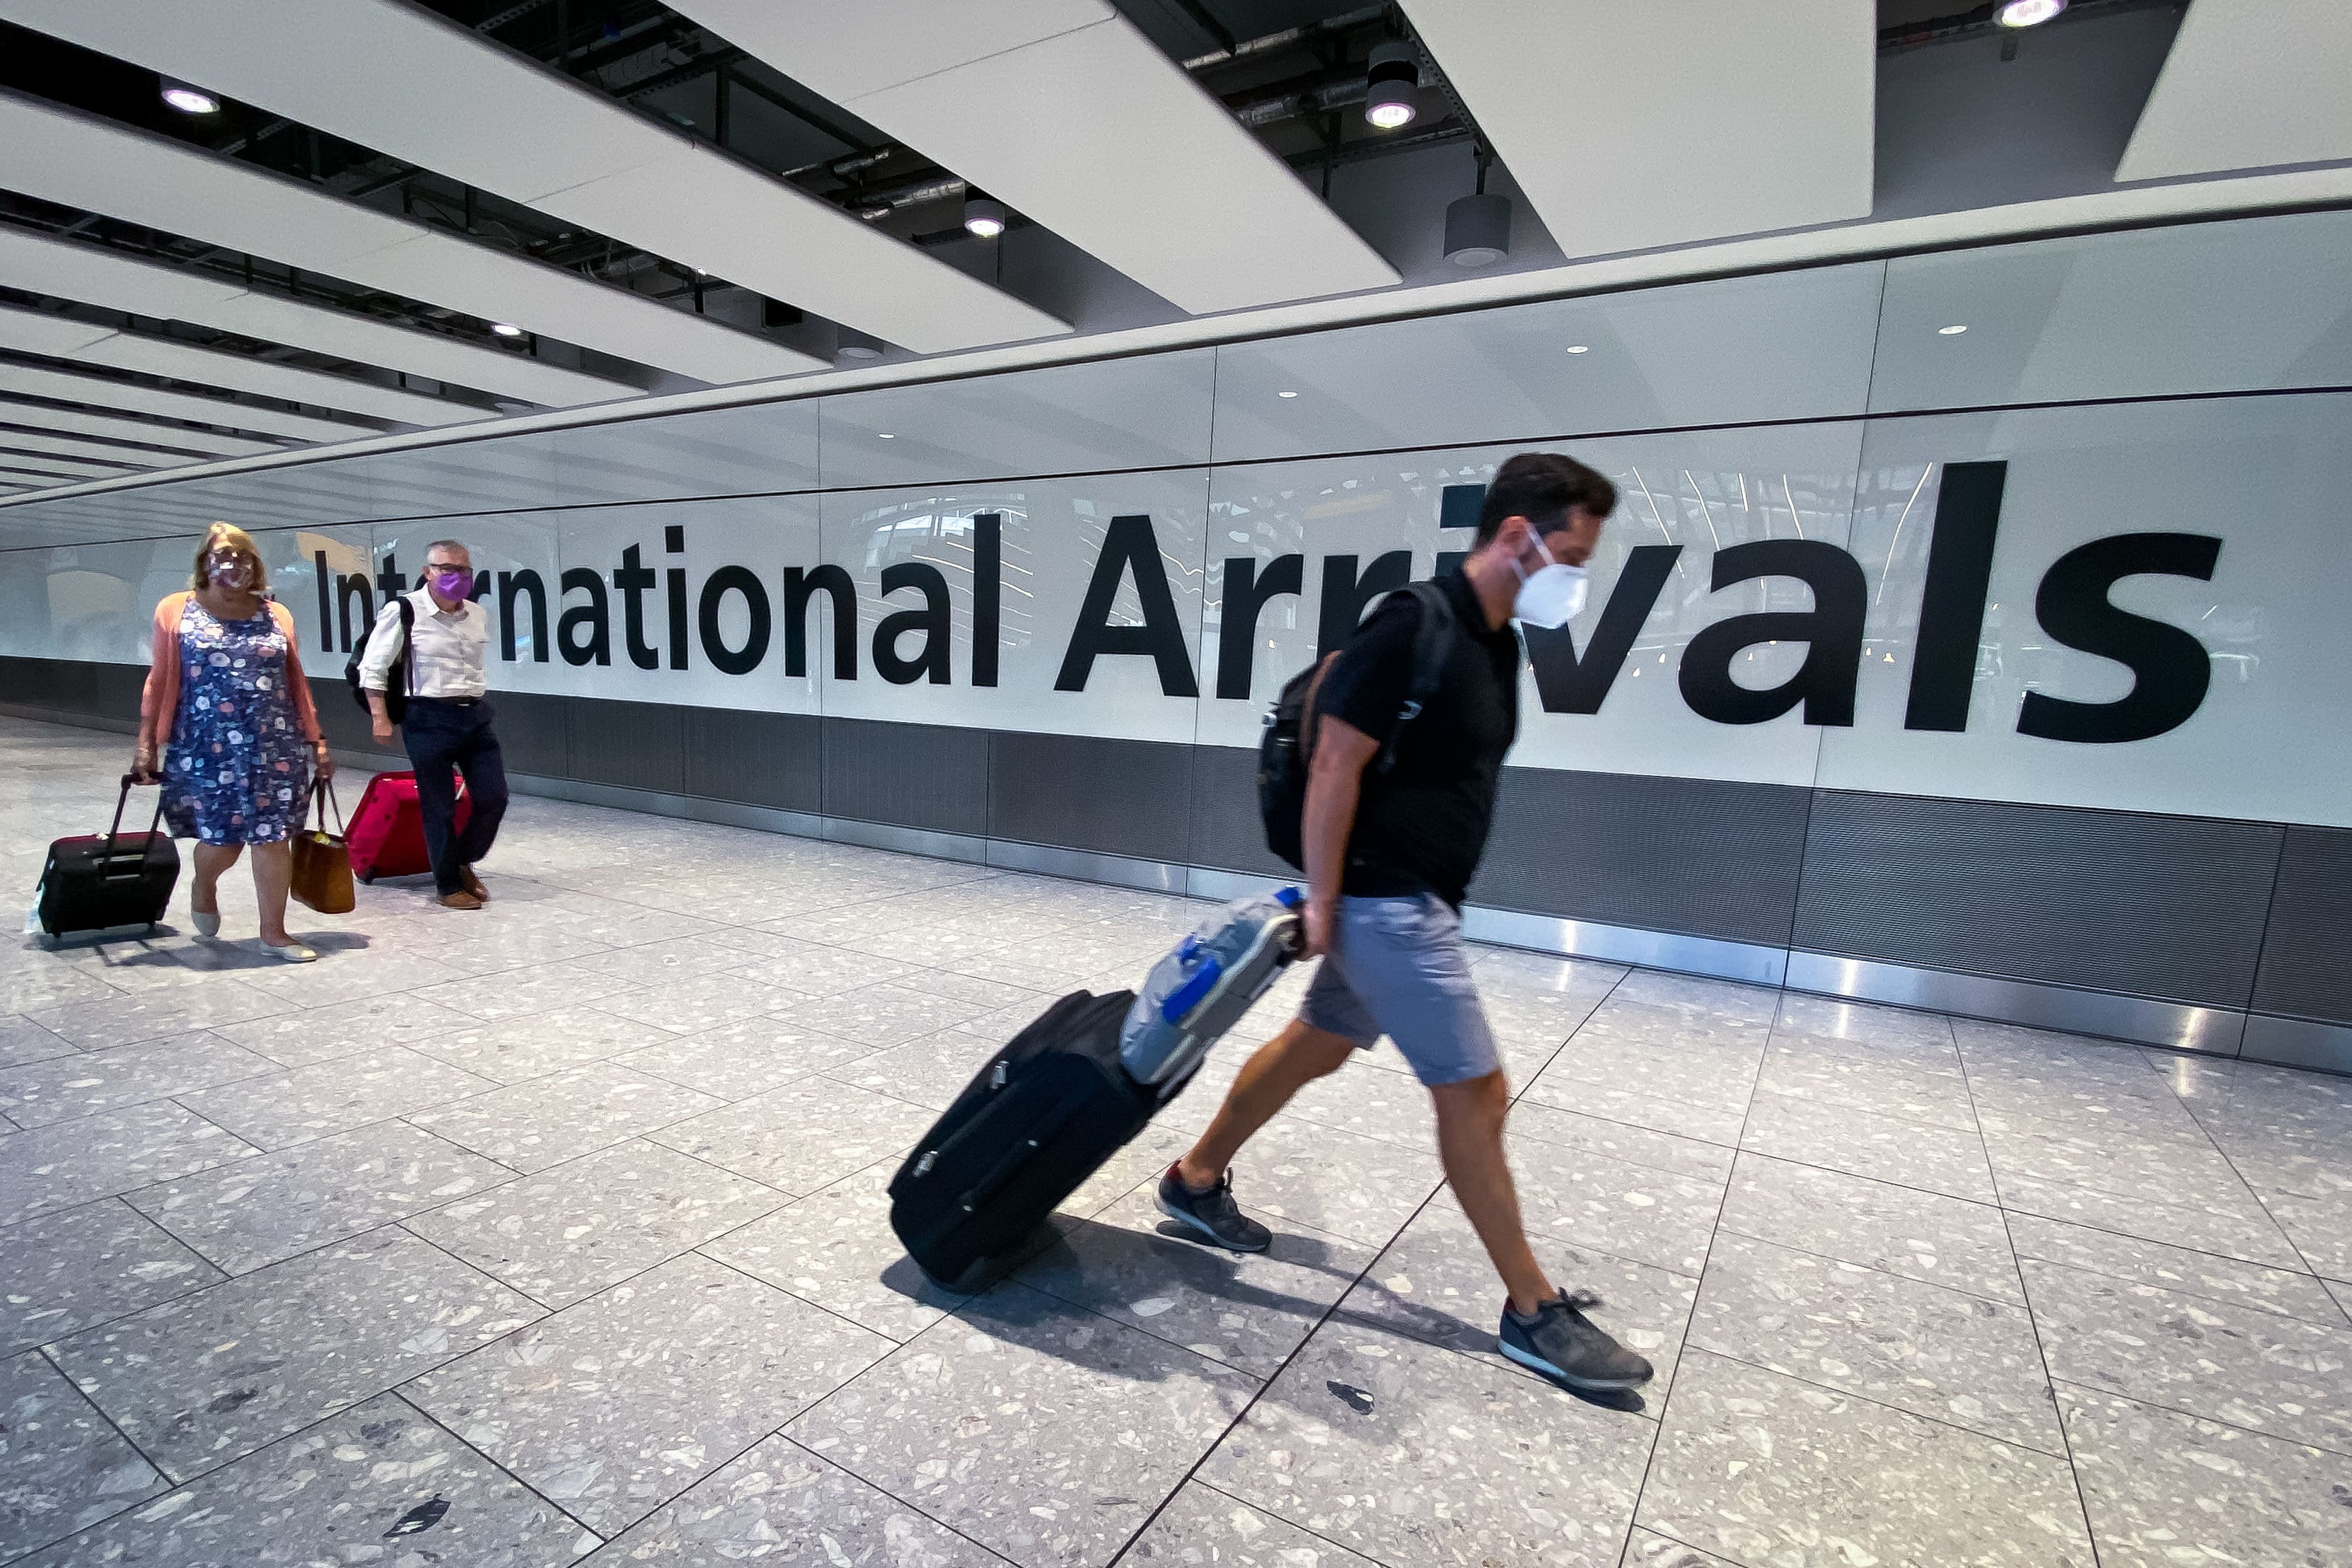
[[1509, 537, 1588, 629]]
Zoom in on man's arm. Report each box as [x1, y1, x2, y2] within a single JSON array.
[[1299, 716, 1379, 958], [356, 596, 405, 741]]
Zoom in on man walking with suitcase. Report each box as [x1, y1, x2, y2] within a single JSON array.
[[1159, 452, 1655, 1394], [359, 539, 509, 910]]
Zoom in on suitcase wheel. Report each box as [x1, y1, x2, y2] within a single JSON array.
[[359, 874, 375, 885]]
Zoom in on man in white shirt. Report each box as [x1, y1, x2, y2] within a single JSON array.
[[358, 539, 508, 910]]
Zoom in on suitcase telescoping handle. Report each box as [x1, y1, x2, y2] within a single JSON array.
[[105, 774, 166, 857]]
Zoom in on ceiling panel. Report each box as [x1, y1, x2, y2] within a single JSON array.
[[0, 226, 635, 407], [0, 450, 135, 480], [2116, 0, 2352, 180], [0, 428, 191, 468], [0, 397, 278, 457], [677, 1, 1400, 315], [0, 90, 820, 385], [0, 303, 483, 426], [1401, 0, 1875, 259], [3, 0, 1071, 356], [0, 361, 364, 443]]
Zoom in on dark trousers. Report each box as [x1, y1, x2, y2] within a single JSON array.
[[401, 697, 509, 895]]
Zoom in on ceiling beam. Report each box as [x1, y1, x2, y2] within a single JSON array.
[[0, 449, 139, 480], [0, 90, 822, 386], [2116, 0, 2352, 180], [0, 396, 279, 457], [0, 302, 486, 426], [0, 426, 190, 468], [1, 0, 1071, 356], [1399, 0, 1875, 258], [0, 361, 370, 443], [0, 225, 639, 408]]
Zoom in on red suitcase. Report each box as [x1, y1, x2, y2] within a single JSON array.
[[347, 770, 471, 883]]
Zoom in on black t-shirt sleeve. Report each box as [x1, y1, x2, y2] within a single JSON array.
[[1316, 593, 1420, 745]]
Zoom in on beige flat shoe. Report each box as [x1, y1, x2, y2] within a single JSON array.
[[192, 910, 221, 938], [262, 941, 318, 963]]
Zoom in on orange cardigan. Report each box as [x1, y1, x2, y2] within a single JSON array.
[[137, 592, 324, 753]]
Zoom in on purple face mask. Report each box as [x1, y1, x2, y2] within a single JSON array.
[[431, 568, 473, 599]]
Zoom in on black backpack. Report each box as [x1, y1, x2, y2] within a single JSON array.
[[1257, 581, 1456, 871], [344, 593, 415, 724]]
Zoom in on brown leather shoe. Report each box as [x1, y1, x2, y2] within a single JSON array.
[[438, 889, 485, 911], [460, 865, 488, 901]]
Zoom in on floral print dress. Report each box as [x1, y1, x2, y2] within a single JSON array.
[[160, 598, 311, 845]]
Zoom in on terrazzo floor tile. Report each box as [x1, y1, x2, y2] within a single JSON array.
[[892, 968, 1047, 1011], [407, 1137, 786, 1308], [2005, 1210, 2347, 1325], [1200, 1319, 1654, 1568], [1771, 994, 1959, 1059], [571, 934, 753, 988], [728, 943, 925, 999], [1637, 1349, 2097, 1568], [2056, 1384, 2352, 1568], [0, 1030, 276, 1129], [1504, 1098, 1737, 1183], [598, 972, 809, 1036], [702, 1163, 969, 1344], [823, 1028, 1009, 1113], [613, 1019, 867, 1101], [772, 983, 990, 1050], [0, 1199, 222, 1355], [1520, 1072, 1754, 1146], [1738, 1091, 1998, 1204], [8, 1392, 595, 1567], [23, 978, 287, 1052], [0, 1100, 259, 1226], [409, 1005, 680, 1084], [1194, 1114, 1444, 1249], [1991, 1164, 2308, 1270], [1691, 1232, 2063, 1453], [789, 1279, 1258, 1568], [209, 991, 481, 1067], [410, 1062, 724, 1173], [1269, 1059, 1443, 1153], [1340, 1201, 1696, 1396], [0, 1015, 72, 1069], [1621, 1528, 1744, 1567], [1715, 1152, 2024, 1303], [0, 1349, 167, 1559], [1752, 1041, 1979, 1130], [410, 961, 644, 1023], [592, 1433, 1012, 1566], [1016, 1187, 1375, 1376], [123, 1120, 514, 1274], [1502, 1137, 1727, 1277], [46, 1229, 541, 1480], [410, 1253, 894, 1538], [1120, 1482, 1381, 1568], [649, 1078, 938, 1196], [2019, 1258, 2352, 1454], [176, 1045, 499, 1151]]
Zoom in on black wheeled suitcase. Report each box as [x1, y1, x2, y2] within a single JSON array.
[[36, 776, 180, 939], [888, 989, 1157, 1292]]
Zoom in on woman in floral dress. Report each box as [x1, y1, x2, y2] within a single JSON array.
[[131, 523, 335, 962]]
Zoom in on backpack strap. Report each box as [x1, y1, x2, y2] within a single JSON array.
[[1376, 580, 1455, 775]]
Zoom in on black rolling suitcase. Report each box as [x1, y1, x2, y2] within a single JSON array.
[[889, 989, 1159, 1292], [35, 775, 180, 940]]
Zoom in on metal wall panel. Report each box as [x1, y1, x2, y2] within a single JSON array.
[[487, 690, 570, 780], [821, 716, 989, 837], [683, 706, 824, 814], [564, 697, 685, 794], [1186, 743, 1294, 878], [2252, 826, 2352, 1025], [1793, 791, 2281, 1007], [1469, 768, 1814, 946], [988, 731, 1193, 863]]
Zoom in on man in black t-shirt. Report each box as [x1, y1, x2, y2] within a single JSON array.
[[1158, 452, 1655, 1395]]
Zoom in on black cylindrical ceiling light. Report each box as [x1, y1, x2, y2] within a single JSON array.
[[1444, 192, 1511, 267], [1364, 41, 1418, 130], [962, 194, 1007, 239]]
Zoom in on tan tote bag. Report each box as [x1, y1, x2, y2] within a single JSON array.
[[290, 779, 356, 914]]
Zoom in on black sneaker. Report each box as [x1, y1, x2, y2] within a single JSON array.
[[1154, 1164, 1271, 1253], [1498, 1290, 1654, 1393]]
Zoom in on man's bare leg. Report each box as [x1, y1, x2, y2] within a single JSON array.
[[1429, 1069, 1553, 1315], [1174, 1019, 1356, 1190]]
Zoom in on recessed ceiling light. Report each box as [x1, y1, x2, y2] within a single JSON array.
[[1937, 323, 1969, 335], [1564, 344, 1589, 354], [1996, 0, 2066, 27], [159, 78, 219, 115], [490, 322, 524, 338], [1278, 390, 1299, 399], [876, 432, 895, 439]]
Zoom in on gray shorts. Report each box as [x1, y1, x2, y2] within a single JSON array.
[[1298, 893, 1502, 1087]]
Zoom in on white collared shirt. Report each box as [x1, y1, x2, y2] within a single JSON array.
[[358, 587, 488, 699]]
